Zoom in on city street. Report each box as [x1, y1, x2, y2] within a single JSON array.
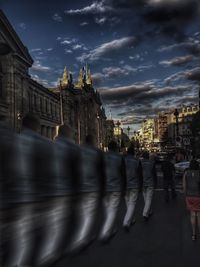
[[55, 174, 200, 267]]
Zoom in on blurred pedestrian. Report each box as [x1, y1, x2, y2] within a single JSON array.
[[0, 115, 15, 266], [123, 145, 141, 231], [1, 113, 44, 267], [161, 155, 177, 202], [99, 140, 126, 243], [183, 160, 200, 241], [37, 124, 79, 263], [141, 151, 157, 221], [69, 134, 104, 253]]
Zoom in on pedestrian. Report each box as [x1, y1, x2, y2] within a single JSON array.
[[37, 124, 79, 262], [161, 155, 177, 202], [69, 134, 104, 253], [123, 145, 141, 231], [1, 113, 45, 267], [183, 159, 200, 241], [99, 140, 126, 243], [141, 151, 157, 221]]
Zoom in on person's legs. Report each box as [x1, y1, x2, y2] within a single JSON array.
[[170, 178, 177, 199], [190, 211, 197, 239], [197, 212, 200, 235], [69, 192, 99, 251], [143, 187, 154, 218], [99, 192, 121, 240], [123, 189, 138, 228]]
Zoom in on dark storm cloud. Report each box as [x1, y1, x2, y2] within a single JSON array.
[[100, 83, 193, 105], [66, 0, 200, 38], [186, 67, 200, 82], [100, 83, 153, 102], [158, 41, 200, 56], [77, 36, 139, 62], [160, 55, 198, 67]]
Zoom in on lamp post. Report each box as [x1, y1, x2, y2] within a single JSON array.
[[116, 120, 121, 150], [127, 126, 130, 138], [97, 113, 100, 148], [174, 108, 179, 138]]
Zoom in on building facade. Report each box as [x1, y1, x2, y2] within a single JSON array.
[[0, 10, 61, 139], [52, 66, 107, 147], [0, 10, 107, 146]]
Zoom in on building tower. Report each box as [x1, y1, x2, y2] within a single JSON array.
[[86, 67, 92, 86], [75, 68, 84, 89], [61, 66, 69, 87]]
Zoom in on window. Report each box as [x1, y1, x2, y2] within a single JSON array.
[[45, 99, 48, 113], [33, 95, 37, 108], [40, 97, 43, 112], [50, 102, 53, 115]]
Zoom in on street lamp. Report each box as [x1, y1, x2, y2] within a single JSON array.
[[116, 120, 121, 150], [97, 113, 100, 148], [174, 108, 179, 138], [127, 126, 130, 137]]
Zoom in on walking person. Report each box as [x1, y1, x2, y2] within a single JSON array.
[[123, 145, 141, 231], [99, 140, 126, 243], [161, 155, 177, 203], [69, 134, 104, 253], [37, 124, 80, 263], [141, 151, 157, 221], [183, 159, 200, 241]]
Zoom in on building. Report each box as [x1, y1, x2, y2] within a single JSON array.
[[138, 118, 157, 150], [52, 66, 107, 147], [157, 111, 169, 145], [0, 9, 61, 138], [167, 104, 199, 148], [104, 119, 115, 147], [0, 9, 107, 146]]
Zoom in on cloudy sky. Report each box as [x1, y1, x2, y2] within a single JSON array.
[[1, 0, 200, 132]]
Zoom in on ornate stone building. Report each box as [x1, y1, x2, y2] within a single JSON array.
[[0, 10, 61, 138], [52, 66, 107, 147], [0, 9, 107, 146]]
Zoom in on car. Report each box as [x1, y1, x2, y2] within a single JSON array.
[[174, 159, 200, 178], [174, 161, 190, 178]]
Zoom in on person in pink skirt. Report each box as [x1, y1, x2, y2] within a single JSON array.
[[183, 159, 200, 240]]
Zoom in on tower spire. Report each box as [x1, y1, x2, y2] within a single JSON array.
[[75, 68, 84, 89], [86, 66, 92, 85], [61, 66, 69, 87]]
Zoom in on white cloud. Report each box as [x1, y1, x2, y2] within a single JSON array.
[[52, 13, 63, 22], [80, 22, 89, 26], [30, 48, 42, 52], [77, 36, 137, 62], [95, 17, 107, 25], [32, 61, 52, 72], [72, 44, 87, 50], [18, 22, 26, 30], [60, 38, 78, 45], [64, 49, 73, 54], [160, 55, 198, 66], [65, 1, 114, 15]]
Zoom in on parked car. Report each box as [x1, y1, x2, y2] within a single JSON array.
[[174, 161, 190, 178]]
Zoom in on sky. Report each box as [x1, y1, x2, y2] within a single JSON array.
[[1, 0, 200, 132]]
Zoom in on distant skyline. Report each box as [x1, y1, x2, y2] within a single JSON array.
[[1, 0, 200, 131]]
